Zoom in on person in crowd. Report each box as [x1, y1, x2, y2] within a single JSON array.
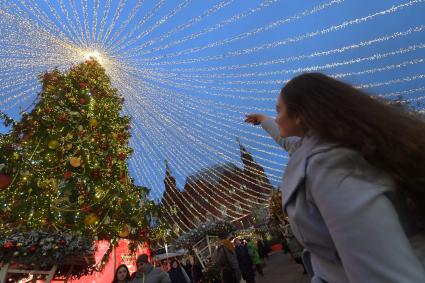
[[113, 264, 131, 283], [161, 260, 169, 272], [233, 237, 256, 283], [191, 258, 203, 283], [168, 259, 191, 283], [181, 259, 193, 282], [246, 72, 425, 282], [256, 238, 268, 262], [212, 233, 241, 283], [131, 254, 171, 283], [246, 238, 264, 277]]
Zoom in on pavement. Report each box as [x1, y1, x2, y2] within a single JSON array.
[[256, 251, 310, 283]]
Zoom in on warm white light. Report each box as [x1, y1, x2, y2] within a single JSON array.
[[83, 49, 103, 63]]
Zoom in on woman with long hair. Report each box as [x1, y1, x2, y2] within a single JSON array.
[[246, 73, 425, 282], [168, 259, 191, 283], [112, 264, 131, 283]]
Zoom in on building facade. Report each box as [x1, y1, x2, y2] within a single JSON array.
[[161, 139, 274, 234]]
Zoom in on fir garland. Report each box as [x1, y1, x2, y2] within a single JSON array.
[[174, 220, 235, 248]]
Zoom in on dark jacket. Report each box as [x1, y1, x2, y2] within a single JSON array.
[[235, 245, 255, 280], [192, 262, 203, 283], [182, 263, 193, 282], [168, 266, 190, 283], [256, 239, 267, 259], [212, 240, 242, 283]]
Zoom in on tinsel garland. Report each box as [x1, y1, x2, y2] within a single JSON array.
[[174, 220, 235, 248], [0, 230, 94, 277]]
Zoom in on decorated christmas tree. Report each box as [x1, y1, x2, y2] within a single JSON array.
[[0, 60, 154, 275]]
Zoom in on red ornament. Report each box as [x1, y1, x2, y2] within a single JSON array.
[[108, 156, 113, 168], [28, 245, 37, 253], [79, 82, 89, 89], [43, 73, 58, 83], [1, 213, 8, 221], [0, 174, 12, 190], [82, 204, 92, 213], [138, 229, 146, 237], [77, 183, 84, 193], [46, 107, 52, 114], [64, 171, 72, 180], [58, 114, 67, 122], [91, 170, 101, 179], [119, 175, 127, 184], [119, 153, 126, 161], [44, 73, 53, 82], [3, 242, 14, 249], [79, 97, 86, 104], [59, 239, 66, 245]]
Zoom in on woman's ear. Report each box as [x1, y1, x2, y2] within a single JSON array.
[[295, 115, 308, 135], [295, 115, 302, 126]]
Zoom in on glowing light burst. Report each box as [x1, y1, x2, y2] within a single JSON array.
[[82, 49, 103, 62], [0, 0, 425, 227]]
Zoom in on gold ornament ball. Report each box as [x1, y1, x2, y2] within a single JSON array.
[[119, 224, 131, 238], [13, 152, 19, 160], [84, 213, 100, 226], [77, 196, 85, 204], [69, 157, 81, 167], [89, 118, 98, 127], [48, 140, 59, 150], [95, 187, 105, 199], [65, 143, 73, 150]]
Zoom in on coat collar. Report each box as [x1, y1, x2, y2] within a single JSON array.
[[136, 264, 153, 278], [282, 133, 338, 210]]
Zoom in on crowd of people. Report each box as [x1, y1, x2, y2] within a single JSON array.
[[112, 236, 268, 283], [112, 253, 205, 283], [112, 254, 171, 283], [212, 233, 269, 283]]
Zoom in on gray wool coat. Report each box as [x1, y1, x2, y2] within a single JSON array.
[[262, 118, 425, 283], [131, 264, 171, 283]]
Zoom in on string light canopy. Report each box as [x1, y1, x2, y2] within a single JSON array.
[[0, 1, 425, 233]]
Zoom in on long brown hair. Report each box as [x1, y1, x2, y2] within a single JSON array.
[[281, 72, 425, 225], [112, 264, 131, 283]]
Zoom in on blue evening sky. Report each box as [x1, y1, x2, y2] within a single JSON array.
[[1, 0, 424, 201]]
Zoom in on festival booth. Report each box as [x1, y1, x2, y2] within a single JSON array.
[[0, 238, 149, 283], [71, 239, 150, 283]]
